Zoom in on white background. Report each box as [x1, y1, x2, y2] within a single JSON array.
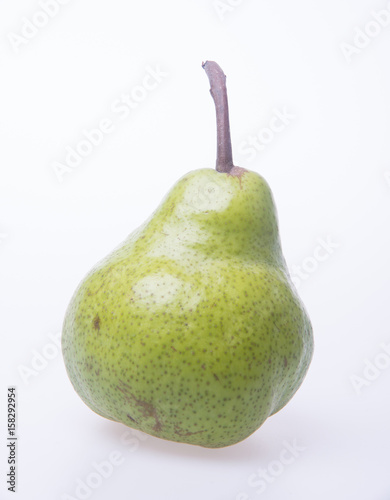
[[1, 0, 390, 499]]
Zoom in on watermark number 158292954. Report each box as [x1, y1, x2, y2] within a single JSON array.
[[6, 387, 17, 493]]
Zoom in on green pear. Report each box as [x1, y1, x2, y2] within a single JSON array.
[[62, 61, 313, 448]]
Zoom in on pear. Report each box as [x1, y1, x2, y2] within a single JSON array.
[[62, 61, 313, 448]]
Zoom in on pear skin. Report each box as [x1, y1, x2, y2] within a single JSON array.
[[62, 62, 313, 448]]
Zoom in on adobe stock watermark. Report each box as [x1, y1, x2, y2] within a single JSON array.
[[7, 0, 72, 54], [238, 108, 295, 163], [61, 450, 125, 500], [236, 439, 306, 498], [290, 236, 339, 289], [17, 331, 61, 385], [61, 429, 148, 499], [184, 174, 227, 212], [52, 64, 168, 183], [350, 342, 390, 395], [340, 3, 390, 64], [213, 0, 247, 21], [119, 427, 149, 453]]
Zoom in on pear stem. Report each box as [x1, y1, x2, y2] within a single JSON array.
[[202, 61, 235, 174]]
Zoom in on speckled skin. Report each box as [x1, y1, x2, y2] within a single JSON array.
[[62, 168, 313, 448]]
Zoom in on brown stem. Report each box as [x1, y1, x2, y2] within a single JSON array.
[[202, 61, 235, 174]]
